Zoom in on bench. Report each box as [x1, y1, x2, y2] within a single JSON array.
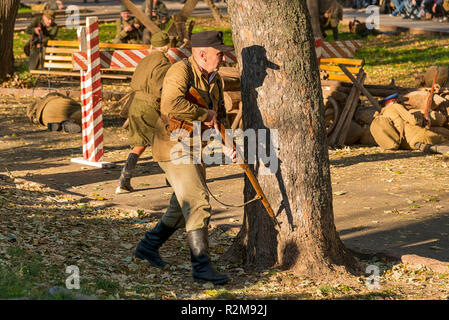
[[319, 57, 365, 82], [29, 40, 152, 83]]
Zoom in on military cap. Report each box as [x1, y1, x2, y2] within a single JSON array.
[[380, 93, 399, 107], [151, 31, 170, 47], [120, 5, 130, 12], [191, 31, 233, 52], [43, 9, 55, 20]]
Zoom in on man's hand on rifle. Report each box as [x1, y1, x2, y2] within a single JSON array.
[[133, 23, 140, 29], [124, 25, 134, 32], [222, 144, 237, 163], [34, 26, 41, 35], [204, 109, 219, 132]]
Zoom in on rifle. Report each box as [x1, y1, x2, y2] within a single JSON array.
[[181, 87, 279, 226], [424, 68, 440, 129], [24, 23, 43, 57]]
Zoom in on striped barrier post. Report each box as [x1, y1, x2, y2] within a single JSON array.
[[71, 17, 114, 168]]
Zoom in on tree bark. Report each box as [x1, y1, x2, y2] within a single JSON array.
[[0, 0, 20, 82], [142, 0, 153, 44], [224, 0, 359, 278], [204, 0, 224, 25]]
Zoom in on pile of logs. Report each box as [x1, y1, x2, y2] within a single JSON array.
[[216, 66, 449, 149], [322, 75, 449, 147], [218, 67, 243, 130]]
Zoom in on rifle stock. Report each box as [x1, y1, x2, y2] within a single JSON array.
[[185, 87, 279, 225]]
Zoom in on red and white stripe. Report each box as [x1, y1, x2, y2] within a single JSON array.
[[78, 17, 104, 163], [320, 40, 362, 59], [74, 46, 239, 70]]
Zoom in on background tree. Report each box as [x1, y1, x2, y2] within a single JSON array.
[[142, 0, 153, 44], [204, 0, 224, 25], [0, 0, 20, 82], [224, 0, 360, 278], [307, 0, 323, 38]]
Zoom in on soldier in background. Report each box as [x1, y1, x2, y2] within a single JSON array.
[[25, 9, 59, 70], [116, 32, 172, 194], [142, 0, 170, 30], [320, 0, 343, 40], [370, 94, 449, 154], [26, 93, 82, 134], [113, 6, 144, 44]]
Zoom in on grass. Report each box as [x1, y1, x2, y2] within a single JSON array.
[[0, 247, 53, 299], [18, 8, 33, 14], [0, 245, 122, 300]]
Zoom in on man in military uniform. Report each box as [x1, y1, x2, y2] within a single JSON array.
[[134, 31, 234, 285], [370, 94, 449, 154], [113, 6, 144, 44], [26, 93, 82, 133], [116, 32, 172, 194], [320, 0, 343, 41], [142, 0, 170, 30], [25, 10, 59, 70]]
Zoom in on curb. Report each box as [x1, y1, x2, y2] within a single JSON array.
[[348, 246, 449, 274], [341, 17, 449, 37]]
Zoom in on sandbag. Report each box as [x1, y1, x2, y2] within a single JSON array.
[[370, 116, 401, 150]]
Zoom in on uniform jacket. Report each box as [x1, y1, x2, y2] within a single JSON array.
[[127, 51, 171, 147], [152, 56, 228, 162], [116, 17, 143, 42]]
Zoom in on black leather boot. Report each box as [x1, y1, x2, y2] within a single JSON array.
[[414, 142, 449, 154], [187, 228, 230, 285], [116, 153, 138, 193], [47, 122, 62, 132], [62, 121, 81, 133], [135, 221, 177, 268]]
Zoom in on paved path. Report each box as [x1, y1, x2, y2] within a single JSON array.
[[16, 0, 227, 30], [343, 7, 449, 35]]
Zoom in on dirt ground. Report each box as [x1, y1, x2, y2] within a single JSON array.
[[1, 94, 448, 300]]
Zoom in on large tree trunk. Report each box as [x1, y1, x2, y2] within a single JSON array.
[[224, 0, 359, 278], [0, 0, 20, 82], [142, 0, 153, 44]]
